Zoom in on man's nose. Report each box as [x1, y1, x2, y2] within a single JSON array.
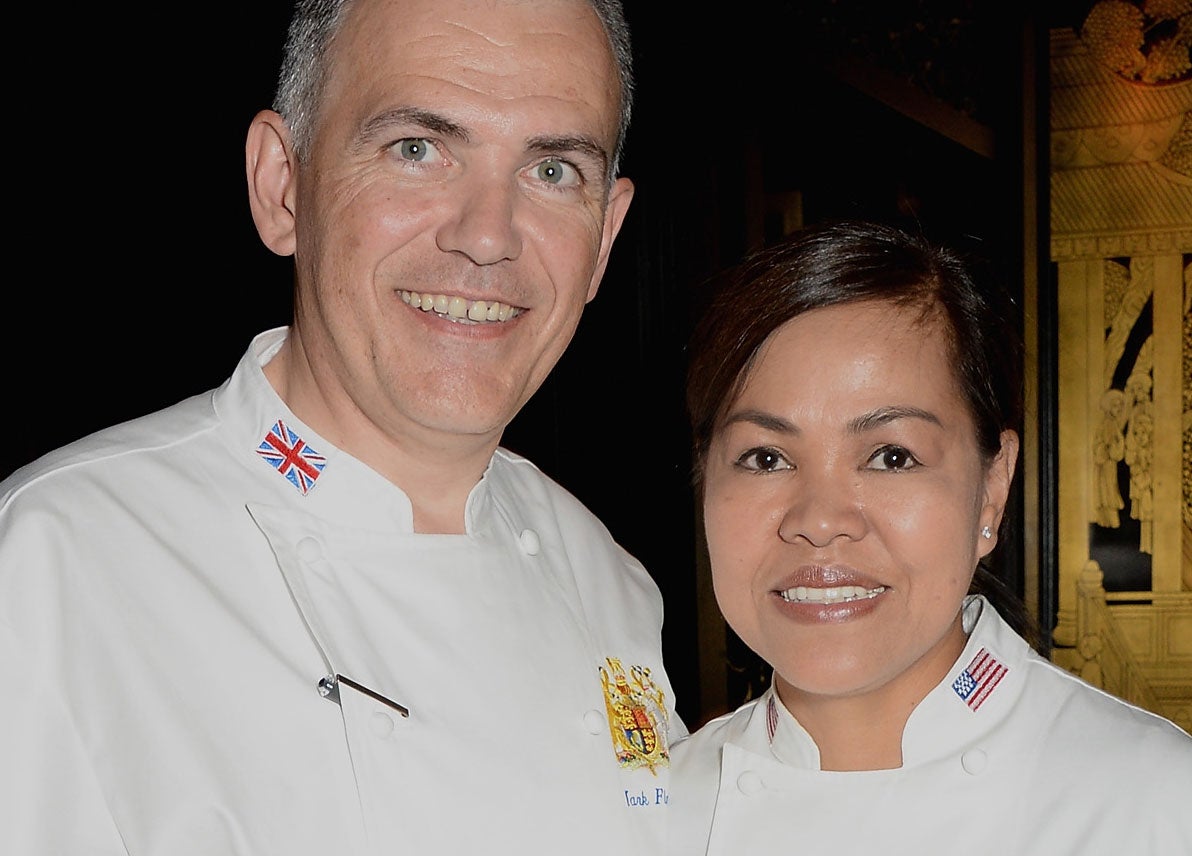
[[776, 471, 867, 548], [435, 173, 524, 265]]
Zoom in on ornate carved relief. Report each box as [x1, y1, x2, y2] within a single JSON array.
[[1184, 261, 1192, 538], [1050, 11, 1192, 717]]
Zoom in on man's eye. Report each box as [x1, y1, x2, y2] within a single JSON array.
[[534, 158, 580, 186], [868, 445, 919, 471], [735, 447, 791, 473], [395, 138, 439, 162]]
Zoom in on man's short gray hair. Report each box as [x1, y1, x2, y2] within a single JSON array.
[[273, 0, 634, 180]]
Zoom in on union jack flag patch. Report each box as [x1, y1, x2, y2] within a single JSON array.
[[257, 419, 326, 495], [952, 647, 1008, 712]]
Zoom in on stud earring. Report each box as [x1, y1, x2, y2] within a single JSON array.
[[981, 525, 994, 540]]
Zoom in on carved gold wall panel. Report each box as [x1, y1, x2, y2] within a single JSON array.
[[1049, 19, 1192, 725]]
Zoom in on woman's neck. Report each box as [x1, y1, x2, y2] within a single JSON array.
[[774, 616, 968, 771]]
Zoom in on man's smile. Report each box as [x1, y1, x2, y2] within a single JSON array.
[[399, 289, 525, 323]]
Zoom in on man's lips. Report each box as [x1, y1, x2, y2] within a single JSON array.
[[399, 289, 524, 323]]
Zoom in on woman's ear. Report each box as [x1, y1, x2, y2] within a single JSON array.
[[246, 110, 298, 257], [978, 429, 1020, 558]]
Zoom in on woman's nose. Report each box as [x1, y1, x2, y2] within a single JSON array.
[[776, 472, 867, 547]]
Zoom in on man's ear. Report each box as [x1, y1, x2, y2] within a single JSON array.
[[585, 176, 635, 303], [978, 429, 1020, 559], [246, 110, 299, 257]]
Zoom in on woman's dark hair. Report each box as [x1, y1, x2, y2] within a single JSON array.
[[686, 219, 1040, 647], [688, 219, 1021, 473]]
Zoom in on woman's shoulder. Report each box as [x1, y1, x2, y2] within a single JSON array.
[[1018, 652, 1192, 768]]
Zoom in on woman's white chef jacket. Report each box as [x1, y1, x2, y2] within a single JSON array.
[[0, 328, 685, 856], [668, 596, 1192, 856]]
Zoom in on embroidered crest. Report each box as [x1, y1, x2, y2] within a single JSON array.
[[256, 419, 326, 495], [765, 693, 779, 744], [600, 657, 670, 774], [952, 647, 1008, 711]]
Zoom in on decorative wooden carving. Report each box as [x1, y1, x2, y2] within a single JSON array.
[[1049, 17, 1192, 719]]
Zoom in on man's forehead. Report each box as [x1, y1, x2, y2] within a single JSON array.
[[334, 0, 610, 65], [326, 0, 620, 143]]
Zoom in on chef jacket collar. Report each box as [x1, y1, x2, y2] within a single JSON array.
[[214, 327, 497, 535], [765, 595, 1028, 770]]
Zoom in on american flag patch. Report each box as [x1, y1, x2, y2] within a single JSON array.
[[952, 648, 1008, 712], [257, 420, 326, 495]]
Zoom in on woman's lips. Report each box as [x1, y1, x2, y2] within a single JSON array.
[[777, 584, 887, 605], [772, 565, 887, 605]]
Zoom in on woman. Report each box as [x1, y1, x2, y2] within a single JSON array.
[[669, 220, 1192, 855]]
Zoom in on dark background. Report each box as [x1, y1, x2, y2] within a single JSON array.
[[7, 1, 1070, 724]]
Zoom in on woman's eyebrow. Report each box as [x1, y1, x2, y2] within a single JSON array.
[[722, 405, 941, 435], [722, 409, 797, 434], [848, 405, 941, 433]]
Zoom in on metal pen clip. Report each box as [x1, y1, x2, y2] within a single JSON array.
[[317, 673, 410, 718]]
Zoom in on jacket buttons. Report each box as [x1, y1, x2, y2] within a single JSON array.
[[961, 748, 988, 775], [519, 528, 541, 556], [297, 536, 323, 562], [583, 709, 606, 735], [736, 771, 764, 795], [371, 711, 395, 739]]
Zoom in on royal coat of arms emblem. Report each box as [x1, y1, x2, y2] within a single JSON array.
[[600, 657, 670, 774]]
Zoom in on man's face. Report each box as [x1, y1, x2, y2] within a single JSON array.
[[288, 0, 631, 449]]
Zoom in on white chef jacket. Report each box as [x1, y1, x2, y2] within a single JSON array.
[[668, 595, 1192, 856], [0, 328, 685, 856]]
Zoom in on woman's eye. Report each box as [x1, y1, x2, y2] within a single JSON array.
[[534, 158, 580, 186], [868, 445, 919, 471], [735, 447, 791, 473], [395, 138, 441, 163]]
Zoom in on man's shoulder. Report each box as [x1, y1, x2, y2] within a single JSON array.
[[1, 390, 219, 507], [488, 446, 659, 591], [489, 447, 637, 552], [490, 446, 604, 522]]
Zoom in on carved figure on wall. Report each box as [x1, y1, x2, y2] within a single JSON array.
[[1103, 258, 1150, 390], [1050, 6, 1192, 719], [1184, 265, 1191, 546], [1080, 0, 1192, 86], [1125, 368, 1156, 553], [1093, 388, 1129, 527]]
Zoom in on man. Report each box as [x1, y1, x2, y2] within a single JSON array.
[[0, 0, 683, 852]]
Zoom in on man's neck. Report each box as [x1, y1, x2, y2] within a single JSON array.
[[263, 337, 500, 534]]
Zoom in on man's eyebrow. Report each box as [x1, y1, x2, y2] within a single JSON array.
[[848, 406, 941, 433], [358, 107, 469, 142], [353, 115, 609, 173], [526, 134, 609, 169]]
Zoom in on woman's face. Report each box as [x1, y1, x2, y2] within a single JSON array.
[[702, 299, 1016, 708]]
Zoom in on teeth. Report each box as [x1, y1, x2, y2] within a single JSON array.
[[779, 585, 886, 604], [400, 290, 521, 323]]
